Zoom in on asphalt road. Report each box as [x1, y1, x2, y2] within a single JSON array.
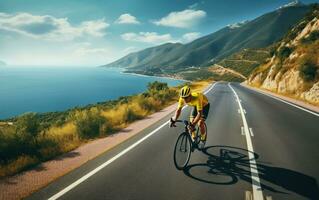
[[28, 82, 319, 200]]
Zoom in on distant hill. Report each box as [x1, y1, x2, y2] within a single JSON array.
[[104, 4, 311, 76], [248, 4, 319, 105]]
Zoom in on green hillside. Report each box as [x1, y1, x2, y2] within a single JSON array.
[[104, 5, 311, 78], [218, 48, 272, 77]]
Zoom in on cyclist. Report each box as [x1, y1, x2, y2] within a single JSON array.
[[170, 85, 210, 144]]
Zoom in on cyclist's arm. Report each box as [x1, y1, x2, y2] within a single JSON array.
[[173, 107, 182, 121]]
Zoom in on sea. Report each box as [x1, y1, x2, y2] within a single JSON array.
[[0, 67, 184, 119]]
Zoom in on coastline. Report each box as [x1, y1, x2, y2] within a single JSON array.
[[0, 67, 184, 120], [119, 69, 190, 82]]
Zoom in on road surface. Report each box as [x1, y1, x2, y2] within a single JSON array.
[[28, 82, 319, 200]]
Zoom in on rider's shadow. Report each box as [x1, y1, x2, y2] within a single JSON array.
[[183, 145, 319, 200]]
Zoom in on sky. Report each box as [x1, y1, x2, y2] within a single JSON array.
[[0, 0, 318, 67]]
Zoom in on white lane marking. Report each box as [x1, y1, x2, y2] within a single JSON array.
[[243, 109, 247, 114], [241, 127, 245, 135], [49, 122, 168, 200], [49, 82, 218, 199], [204, 82, 218, 95], [228, 83, 264, 200], [247, 86, 319, 117], [249, 128, 254, 137]]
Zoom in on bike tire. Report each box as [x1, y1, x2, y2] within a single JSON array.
[[174, 132, 192, 170]]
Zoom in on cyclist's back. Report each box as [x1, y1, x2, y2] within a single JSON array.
[[177, 92, 208, 111]]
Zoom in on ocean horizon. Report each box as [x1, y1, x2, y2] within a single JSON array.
[[0, 66, 184, 119]]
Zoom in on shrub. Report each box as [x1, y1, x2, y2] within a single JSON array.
[[147, 81, 169, 95], [277, 46, 293, 60], [299, 61, 318, 81], [136, 97, 153, 112], [0, 127, 19, 164], [15, 113, 40, 138], [72, 108, 105, 139], [301, 30, 319, 44], [123, 106, 142, 123]]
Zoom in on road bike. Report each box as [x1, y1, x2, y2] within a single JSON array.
[[173, 120, 207, 170]]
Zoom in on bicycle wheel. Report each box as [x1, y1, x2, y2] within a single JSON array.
[[174, 132, 192, 170]]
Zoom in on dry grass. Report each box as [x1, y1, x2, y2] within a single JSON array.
[[190, 80, 212, 92], [46, 123, 80, 152], [0, 156, 38, 177]]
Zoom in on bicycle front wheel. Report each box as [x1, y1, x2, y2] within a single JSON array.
[[174, 132, 192, 170]]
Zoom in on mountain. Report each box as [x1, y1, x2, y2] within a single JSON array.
[[104, 4, 311, 75], [248, 4, 319, 105]]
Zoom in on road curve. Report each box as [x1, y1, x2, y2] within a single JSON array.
[[27, 82, 319, 200]]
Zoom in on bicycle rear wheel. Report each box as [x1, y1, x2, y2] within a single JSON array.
[[174, 132, 192, 170]]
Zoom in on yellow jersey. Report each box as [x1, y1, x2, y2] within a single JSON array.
[[177, 92, 209, 111]]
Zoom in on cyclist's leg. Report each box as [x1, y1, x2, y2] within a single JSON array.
[[190, 107, 197, 139], [190, 106, 197, 123], [199, 103, 210, 139]]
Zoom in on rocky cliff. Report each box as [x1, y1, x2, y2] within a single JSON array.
[[248, 5, 319, 105]]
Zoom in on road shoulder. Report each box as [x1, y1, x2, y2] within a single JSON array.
[[241, 83, 319, 113]]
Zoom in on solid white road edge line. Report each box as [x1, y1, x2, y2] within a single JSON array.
[[48, 82, 218, 200], [228, 83, 264, 200], [247, 86, 319, 117]]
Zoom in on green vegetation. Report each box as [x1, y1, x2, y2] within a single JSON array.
[[0, 81, 186, 178], [301, 30, 319, 43], [277, 46, 293, 60], [248, 4, 319, 105], [299, 62, 317, 81], [71, 108, 106, 139], [299, 55, 318, 82], [177, 68, 244, 82], [217, 48, 271, 77]]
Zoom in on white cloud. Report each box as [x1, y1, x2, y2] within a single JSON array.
[[121, 32, 174, 44], [153, 9, 206, 28], [115, 13, 140, 24], [182, 32, 201, 43], [0, 12, 109, 41]]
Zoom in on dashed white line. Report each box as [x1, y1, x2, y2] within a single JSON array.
[[49, 82, 219, 200], [228, 83, 264, 200], [249, 128, 254, 137], [241, 127, 245, 135]]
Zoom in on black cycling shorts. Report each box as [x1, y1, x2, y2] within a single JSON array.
[[190, 103, 210, 120]]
